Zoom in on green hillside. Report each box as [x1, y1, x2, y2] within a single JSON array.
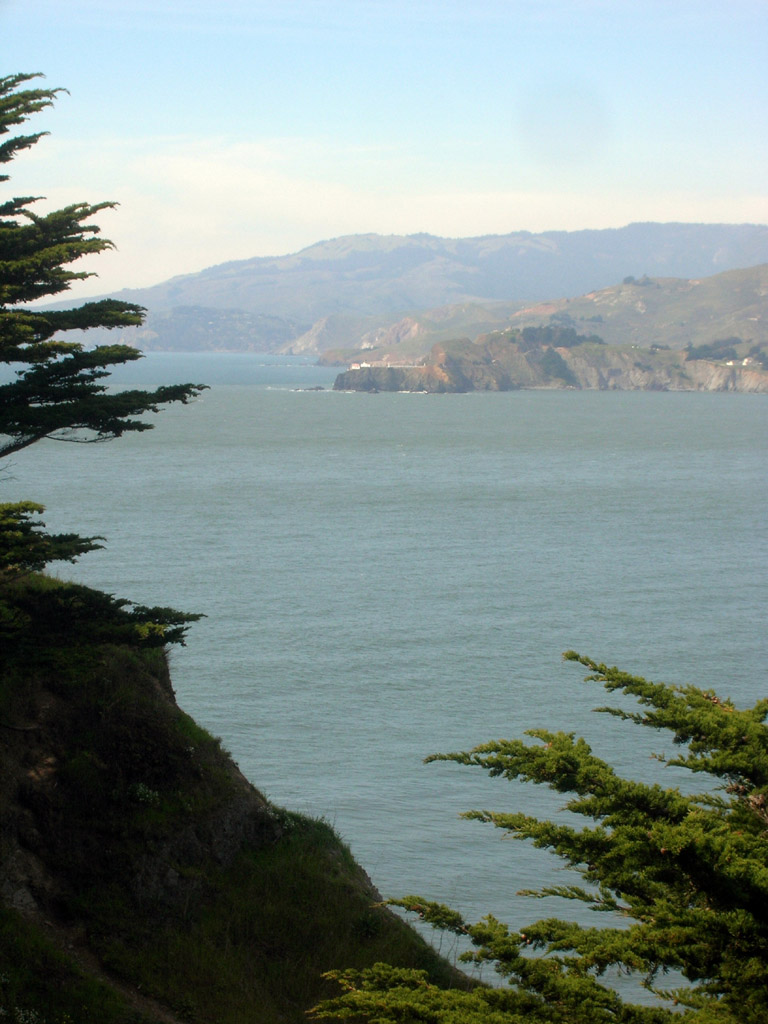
[[508, 263, 768, 350], [323, 264, 768, 369]]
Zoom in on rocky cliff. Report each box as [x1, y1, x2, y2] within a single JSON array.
[[333, 328, 768, 393]]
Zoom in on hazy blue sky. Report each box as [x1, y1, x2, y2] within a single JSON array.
[[3, 0, 767, 297]]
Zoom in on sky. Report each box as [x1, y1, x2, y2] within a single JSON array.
[[2, 0, 767, 299]]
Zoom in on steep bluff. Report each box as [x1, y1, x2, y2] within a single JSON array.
[[0, 576, 459, 1024], [334, 331, 768, 393]]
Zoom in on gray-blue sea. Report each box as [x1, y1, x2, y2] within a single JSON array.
[[6, 353, 767, 988]]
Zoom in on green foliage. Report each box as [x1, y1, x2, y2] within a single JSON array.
[[313, 964, 531, 1024], [0, 72, 462, 1024], [0, 72, 206, 459], [315, 655, 768, 1024], [0, 73, 204, 643], [520, 325, 605, 349], [0, 501, 102, 578], [746, 345, 768, 369], [538, 346, 579, 386], [0, 907, 151, 1024], [0, 573, 202, 655], [98, 817, 462, 1024], [623, 275, 655, 287], [685, 338, 742, 363]]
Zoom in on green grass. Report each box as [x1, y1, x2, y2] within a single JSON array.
[[94, 814, 463, 1024], [0, 907, 152, 1024]]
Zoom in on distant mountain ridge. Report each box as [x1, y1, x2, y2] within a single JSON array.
[[97, 222, 768, 325]]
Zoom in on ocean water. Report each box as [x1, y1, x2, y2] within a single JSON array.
[[6, 353, 768, 987]]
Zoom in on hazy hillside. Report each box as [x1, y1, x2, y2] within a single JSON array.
[[296, 301, 524, 361], [78, 223, 768, 346], [317, 264, 768, 366], [122, 305, 303, 352], [508, 263, 768, 350]]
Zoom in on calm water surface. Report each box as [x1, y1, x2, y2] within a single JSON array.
[[7, 353, 767, 985]]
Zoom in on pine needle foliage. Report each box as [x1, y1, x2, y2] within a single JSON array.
[[314, 654, 768, 1024], [0, 72, 206, 458], [0, 72, 204, 644], [0, 500, 102, 578]]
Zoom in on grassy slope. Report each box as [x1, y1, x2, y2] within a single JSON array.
[[0, 575, 464, 1024], [322, 265, 768, 366], [504, 264, 768, 351]]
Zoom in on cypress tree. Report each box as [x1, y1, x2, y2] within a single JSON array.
[[315, 654, 768, 1024], [0, 72, 204, 460]]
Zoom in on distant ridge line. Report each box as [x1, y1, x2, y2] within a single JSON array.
[[53, 223, 768, 333]]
